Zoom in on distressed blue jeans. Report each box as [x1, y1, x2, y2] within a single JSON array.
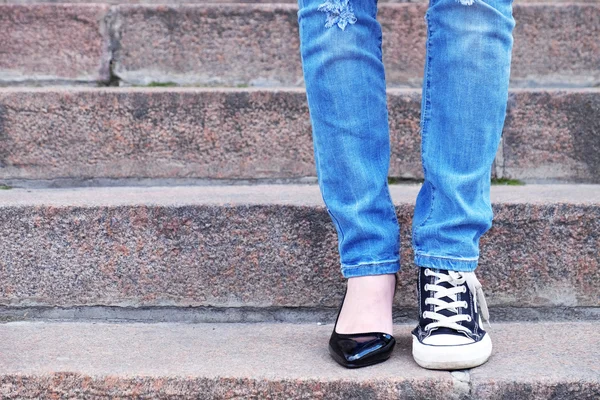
[[297, 0, 515, 278]]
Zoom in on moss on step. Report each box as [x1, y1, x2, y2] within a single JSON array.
[[387, 177, 424, 185], [141, 81, 179, 87], [492, 178, 525, 186], [387, 177, 525, 186]]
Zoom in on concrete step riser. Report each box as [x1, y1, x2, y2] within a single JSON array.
[[1, 88, 598, 183], [0, 4, 598, 87], [0, 185, 598, 310]]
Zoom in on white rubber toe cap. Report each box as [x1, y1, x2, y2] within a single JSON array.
[[412, 332, 492, 370]]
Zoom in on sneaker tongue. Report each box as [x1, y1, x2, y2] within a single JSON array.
[[429, 326, 462, 337]]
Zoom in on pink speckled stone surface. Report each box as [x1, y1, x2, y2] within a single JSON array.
[[0, 4, 112, 83], [0, 184, 598, 309], [0, 4, 597, 86], [510, 4, 600, 87], [112, 4, 304, 87], [502, 89, 600, 182], [0, 322, 459, 399], [0, 88, 319, 181], [471, 322, 600, 399], [109, 4, 600, 87], [0, 321, 597, 399], [1, 88, 598, 182], [2, 0, 594, 4]]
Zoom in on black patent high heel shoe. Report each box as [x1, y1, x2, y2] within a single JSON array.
[[328, 273, 398, 368]]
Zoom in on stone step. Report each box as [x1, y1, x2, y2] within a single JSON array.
[[0, 321, 598, 398], [0, 3, 598, 87], [2, 0, 595, 4], [0, 184, 598, 311], [1, 87, 598, 184]]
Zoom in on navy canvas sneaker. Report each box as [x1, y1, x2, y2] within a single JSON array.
[[412, 267, 492, 370]]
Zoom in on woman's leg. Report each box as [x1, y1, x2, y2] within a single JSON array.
[[297, 0, 399, 334], [412, 0, 516, 270], [411, 0, 515, 369]]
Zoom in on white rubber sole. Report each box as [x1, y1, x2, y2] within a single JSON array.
[[412, 333, 492, 370]]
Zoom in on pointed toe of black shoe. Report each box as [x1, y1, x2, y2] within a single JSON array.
[[328, 330, 396, 368], [327, 273, 398, 368]]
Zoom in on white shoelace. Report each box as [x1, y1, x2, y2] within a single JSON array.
[[422, 269, 490, 334]]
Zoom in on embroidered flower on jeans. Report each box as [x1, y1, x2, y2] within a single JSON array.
[[317, 0, 358, 31]]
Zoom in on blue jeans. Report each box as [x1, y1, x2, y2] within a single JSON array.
[[297, 0, 515, 277]]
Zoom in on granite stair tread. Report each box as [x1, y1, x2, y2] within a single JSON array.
[[0, 321, 598, 398]]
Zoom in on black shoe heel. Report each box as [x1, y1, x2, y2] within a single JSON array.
[[328, 273, 398, 368]]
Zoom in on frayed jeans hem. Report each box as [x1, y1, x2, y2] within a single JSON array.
[[414, 253, 478, 272], [341, 259, 400, 278]]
